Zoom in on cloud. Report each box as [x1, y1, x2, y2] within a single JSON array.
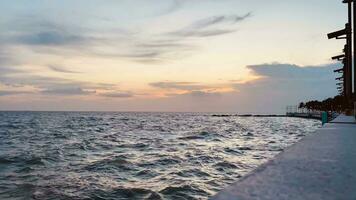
[[41, 87, 94, 95], [151, 63, 339, 113], [184, 90, 221, 97], [1, 74, 76, 89], [126, 40, 197, 63], [0, 66, 23, 76], [113, 12, 251, 63], [119, 51, 162, 59], [0, 67, 112, 97], [171, 29, 236, 37], [228, 63, 339, 112], [188, 13, 251, 30], [17, 31, 83, 46], [153, 0, 232, 16], [100, 92, 134, 98], [0, 61, 339, 113], [149, 81, 209, 90], [125, 13, 247, 61], [48, 65, 81, 74], [0, 49, 11, 64], [238, 63, 338, 90], [168, 13, 251, 38], [0, 47, 24, 67], [246, 63, 337, 80], [0, 90, 33, 96], [1, 7, 252, 64], [135, 42, 193, 51], [157, 0, 185, 16], [149, 81, 231, 99], [1, 16, 89, 46]]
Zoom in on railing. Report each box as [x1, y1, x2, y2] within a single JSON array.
[[286, 106, 337, 122], [286, 106, 322, 119]]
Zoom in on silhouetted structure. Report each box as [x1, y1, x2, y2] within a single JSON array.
[[328, 0, 356, 109]]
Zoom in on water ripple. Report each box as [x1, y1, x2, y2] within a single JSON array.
[[0, 112, 320, 199]]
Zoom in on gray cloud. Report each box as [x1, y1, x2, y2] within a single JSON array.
[[171, 29, 236, 37], [149, 81, 228, 99], [17, 31, 84, 46], [119, 51, 162, 59], [48, 65, 81, 74], [163, 90, 221, 98], [146, 63, 340, 112], [157, 0, 185, 16], [41, 87, 94, 95], [1, 74, 78, 89], [135, 40, 195, 50], [0, 47, 115, 94], [114, 12, 252, 63], [0, 47, 24, 67], [189, 13, 251, 30], [0, 66, 24, 76], [13, 13, 249, 62], [100, 92, 134, 98], [232, 63, 338, 111], [185, 90, 221, 97], [168, 13, 251, 38], [6, 17, 65, 33], [0, 66, 114, 97], [0, 90, 33, 96], [111, 51, 167, 64], [150, 81, 209, 90], [1, 16, 88, 47], [1, 9, 252, 64], [127, 40, 196, 63], [148, 63, 339, 113], [0, 65, 131, 98], [0, 50, 11, 65], [246, 63, 338, 80]]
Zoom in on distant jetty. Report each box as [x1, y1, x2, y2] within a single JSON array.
[[211, 114, 286, 118], [211, 112, 331, 121]]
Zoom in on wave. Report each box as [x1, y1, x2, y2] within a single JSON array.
[[135, 169, 160, 178], [174, 168, 211, 178], [84, 155, 133, 171], [213, 161, 239, 170], [224, 147, 243, 155], [0, 155, 49, 166], [0, 157, 15, 164], [178, 131, 221, 140], [24, 157, 46, 165], [89, 187, 161, 199], [0, 112, 320, 200], [118, 143, 149, 149], [160, 184, 209, 199], [155, 157, 182, 166]]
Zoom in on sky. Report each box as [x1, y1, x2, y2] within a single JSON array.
[[0, 0, 348, 113]]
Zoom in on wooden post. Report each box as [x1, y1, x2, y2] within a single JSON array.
[[329, 1, 355, 107], [354, 0, 356, 99], [347, 2, 353, 100]]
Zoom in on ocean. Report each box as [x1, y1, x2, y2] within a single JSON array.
[[0, 112, 320, 200]]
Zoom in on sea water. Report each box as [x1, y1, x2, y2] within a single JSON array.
[[0, 112, 320, 199]]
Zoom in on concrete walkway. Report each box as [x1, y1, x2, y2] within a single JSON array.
[[331, 114, 356, 124], [212, 115, 356, 200]]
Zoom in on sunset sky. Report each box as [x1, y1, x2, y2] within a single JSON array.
[[0, 0, 347, 113]]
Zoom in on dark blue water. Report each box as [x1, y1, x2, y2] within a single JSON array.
[[0, 112, 320, 200]]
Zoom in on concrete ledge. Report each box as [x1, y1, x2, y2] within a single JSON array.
[[211, 115, 356, 200]]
